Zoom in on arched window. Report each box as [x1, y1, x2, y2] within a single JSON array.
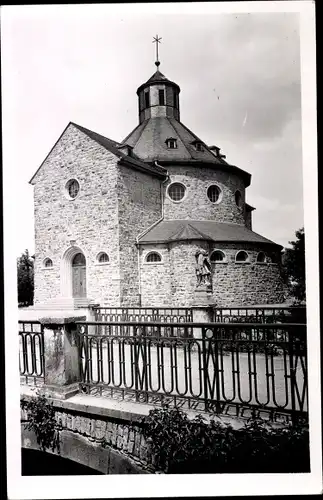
[[235, 250, 249, 263], [207, 185, 222, 203], [256, 252, 267, 263], [43, 258, 53, 268], [72, 253, 86, 266], [210, 250, 226, 263], [235, 190, 242, 207], [97, 252, 109, 264], [146, 252, 162, 263], [65, 179, 80, 199], [168, 182, 186, 202]]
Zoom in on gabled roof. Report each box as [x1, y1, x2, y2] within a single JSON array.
[[29, 122, 167, 184], [138, 220, 282, 248]]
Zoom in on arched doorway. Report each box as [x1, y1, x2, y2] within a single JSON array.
[[72, 252, 86, 298]]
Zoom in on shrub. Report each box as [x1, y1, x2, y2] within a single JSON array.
[[142, 405, 310, 474], [21, 392, 61, 452]]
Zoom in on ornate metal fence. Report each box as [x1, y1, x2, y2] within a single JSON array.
[[19, 321, 45, 385], [214, 306, 306, 324], [76, 321, 307, 422], [93, 307, 193, 323]]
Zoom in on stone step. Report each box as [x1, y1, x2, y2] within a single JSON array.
[[32, 297, 93, 310]]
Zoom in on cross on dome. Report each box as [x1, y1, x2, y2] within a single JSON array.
[[152, 35, 162, 67]]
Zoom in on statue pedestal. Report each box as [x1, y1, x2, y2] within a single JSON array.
[[191, 286, 216, 339], [193, 286, 214, 306]]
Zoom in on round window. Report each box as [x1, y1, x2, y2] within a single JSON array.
[[66, 179, 80, 199], [43, 258, 53, 268], [207, 185, 221, 203], [168, 183, 186, 202]]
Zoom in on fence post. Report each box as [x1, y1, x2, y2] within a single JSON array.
[[39, 315, 85, 399], [201, 327, 209, 412], [134, 325, 140, 403], [192, 306, 214, 339], [288, 329, 297, 424]]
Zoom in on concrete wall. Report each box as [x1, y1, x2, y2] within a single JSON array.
[[163, 165, 246, 223], [33, 124, 121, 305]]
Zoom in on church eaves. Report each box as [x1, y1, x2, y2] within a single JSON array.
[[138, 220, 282, 248]]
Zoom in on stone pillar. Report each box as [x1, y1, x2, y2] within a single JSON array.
[[39, 315, 86, 399], [192, 306, 215, 339]]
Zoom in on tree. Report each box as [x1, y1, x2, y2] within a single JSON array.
[[282, 228, 306, 303], [17, 249, 34, 306]]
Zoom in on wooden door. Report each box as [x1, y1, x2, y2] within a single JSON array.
[[72, 253, 86, 298]]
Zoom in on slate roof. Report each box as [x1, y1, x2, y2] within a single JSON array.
[[137, 70, 180, 94], [71, 123, 166, 178], [122, 117, 251, 186], [138, 220, 281, 247]]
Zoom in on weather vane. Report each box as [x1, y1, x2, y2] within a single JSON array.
[[152, 35, 162, 67]]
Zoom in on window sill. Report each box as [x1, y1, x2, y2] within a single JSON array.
[[144, 262, 164, 266], [95, 263, 110, 266]]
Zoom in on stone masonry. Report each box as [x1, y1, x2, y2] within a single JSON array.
[[140, 241, 284, 307], [163, 165, 247, 224]]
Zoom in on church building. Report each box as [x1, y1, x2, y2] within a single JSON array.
[[30, 48, 285, 309]]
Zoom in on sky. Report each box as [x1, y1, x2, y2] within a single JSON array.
[[2, 4, 307, 256]]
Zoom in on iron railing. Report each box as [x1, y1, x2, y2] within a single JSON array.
[[19, 321, 45, 385], [214, 306, 306, 324], [93, 306, 193, 323], [76, 321, 307, 422]]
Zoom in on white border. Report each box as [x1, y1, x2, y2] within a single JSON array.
[[4, 2, 321, 499]]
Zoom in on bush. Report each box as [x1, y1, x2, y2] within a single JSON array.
[[21, 393, 61, 452], [142, 405, 310, 473]]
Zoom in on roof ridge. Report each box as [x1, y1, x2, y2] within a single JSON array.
[[167, 220, 186, 240], [173, 119, 225, 161], [121, 119, 148, 146], [186, 221, 214, 240], [71, 122, 120, 147], [131, 119, 151, 150]]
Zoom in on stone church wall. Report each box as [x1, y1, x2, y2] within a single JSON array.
[[209, 242, 284, 306], [140, 241, 284, 307], [163, 165, 246, 223], [140, 245, 172, 306], [33, 124, 121, 305], [117, 165, 162, 306]]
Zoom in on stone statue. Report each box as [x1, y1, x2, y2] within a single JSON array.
[[195, 250, 212, 288]]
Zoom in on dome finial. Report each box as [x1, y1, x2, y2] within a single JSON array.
[[152, 35, 162, 68]]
